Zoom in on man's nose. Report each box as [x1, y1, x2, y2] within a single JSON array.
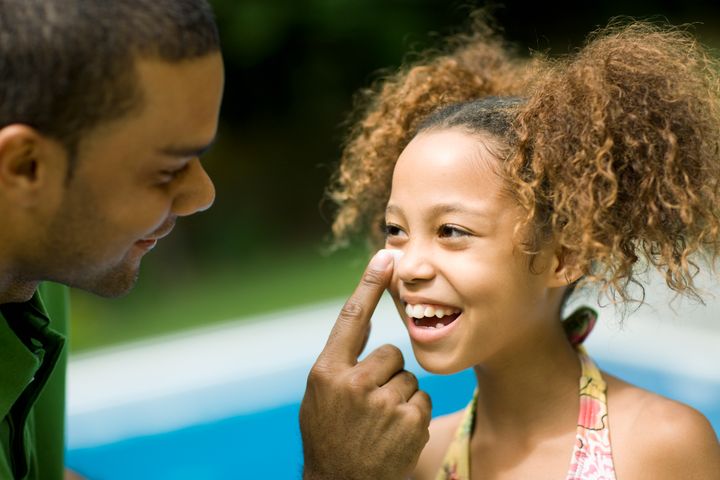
[[171, 158, 215, 217]]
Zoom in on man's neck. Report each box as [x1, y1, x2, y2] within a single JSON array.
[[0, 279, 39, 305], [0, 234, 41, 304]]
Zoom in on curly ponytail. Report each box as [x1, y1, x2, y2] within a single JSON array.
[[511, 21, 720, 302]]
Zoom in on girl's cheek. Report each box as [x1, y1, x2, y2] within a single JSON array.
[[386, 278, 401, 300]]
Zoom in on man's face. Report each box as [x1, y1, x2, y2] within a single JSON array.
[[38, 54, 224, 297]]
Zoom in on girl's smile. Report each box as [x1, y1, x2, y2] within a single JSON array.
[[404, 306, 463, 344], [401, 298, 463, 343]]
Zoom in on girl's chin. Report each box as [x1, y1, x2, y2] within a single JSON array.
[[411, 346, 468, 375]]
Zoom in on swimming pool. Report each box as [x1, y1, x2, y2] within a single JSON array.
[[66, 293, 720, 479]]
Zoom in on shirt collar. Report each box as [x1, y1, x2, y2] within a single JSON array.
[[0, 292, 57, 419]]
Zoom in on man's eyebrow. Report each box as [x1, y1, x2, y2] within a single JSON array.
[[158, 138, 217, 158]]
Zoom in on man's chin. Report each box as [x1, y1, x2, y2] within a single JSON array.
[[73, 265, 141, 298]]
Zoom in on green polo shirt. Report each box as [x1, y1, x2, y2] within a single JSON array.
[[0, 283, 68, 480]]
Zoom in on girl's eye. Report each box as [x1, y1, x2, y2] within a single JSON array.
[[383, 223, 406, 238], [438, 224, 470, 238]]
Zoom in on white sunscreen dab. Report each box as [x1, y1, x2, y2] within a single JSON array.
[[383, 248, 404, 263]]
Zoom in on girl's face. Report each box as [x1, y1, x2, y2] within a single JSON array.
[[385, 129, 566, 374]]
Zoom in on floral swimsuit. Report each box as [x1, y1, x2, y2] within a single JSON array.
[[435, 308, 617, 480]]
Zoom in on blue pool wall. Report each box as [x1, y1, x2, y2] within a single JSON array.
[[67, 357, 720, 480]]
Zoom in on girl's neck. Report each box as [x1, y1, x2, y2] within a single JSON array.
[[471, 320, 582, 443]]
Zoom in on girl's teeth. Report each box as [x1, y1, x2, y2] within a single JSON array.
[[408, 314, 451, 329], [405, 303, 461, 318]]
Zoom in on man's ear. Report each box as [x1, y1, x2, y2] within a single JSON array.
[[0, 125, 67, 206], [547, 247, 583, 288]]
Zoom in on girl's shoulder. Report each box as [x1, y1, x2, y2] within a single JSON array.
[[605, 373, 720, 479], [412, 410, 465, 480]]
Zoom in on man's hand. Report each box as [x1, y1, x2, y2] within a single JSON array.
[[300, 249, 432, 480]]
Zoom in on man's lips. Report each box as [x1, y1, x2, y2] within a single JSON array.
[[135, 220, 176, 250], [147, 221, 176, 241], [134, 238, 158, 251]]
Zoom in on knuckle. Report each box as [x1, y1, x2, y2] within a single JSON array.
[[373, 388, 403, 410], [307, 364, 328, 385], [306, 363, 333, 388], [400, 370, 419, 389], [417, 389, 432, 410], [338, 298, 364, 322], [346, 370, 374, 393], [403, 404, 424, 425], [377, 344, 404, 363], [361, 267, 385, 287], [404, 400, 431, 429]]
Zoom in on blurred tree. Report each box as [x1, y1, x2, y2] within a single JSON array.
[[179, 0, 720, 265]]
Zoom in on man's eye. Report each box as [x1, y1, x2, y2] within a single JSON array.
[[158, 165, 189, 183], [438, 224, 470, 238]]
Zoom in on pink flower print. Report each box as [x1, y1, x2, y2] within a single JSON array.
[[578, 395, 606, 430]]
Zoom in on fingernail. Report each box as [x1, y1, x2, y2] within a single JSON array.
[[369, 249, 394, 270], [386, 249, 404, 262]]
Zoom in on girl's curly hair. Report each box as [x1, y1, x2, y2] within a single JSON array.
[[329, 18, 720, 305], [330, 17, 540, 242]]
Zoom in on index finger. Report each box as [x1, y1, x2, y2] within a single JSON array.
[[318, 249, 397, 367]]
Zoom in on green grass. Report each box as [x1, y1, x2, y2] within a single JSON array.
[[68, 245, 369, 352]]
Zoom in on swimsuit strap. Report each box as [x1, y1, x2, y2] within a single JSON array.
[[433, 389, 476, 480], [434, 310, 617, 480], [567, 345, 617, 479]]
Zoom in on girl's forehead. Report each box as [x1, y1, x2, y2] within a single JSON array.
[[395, 130, 504, 187], [390, 129, 511, 214]]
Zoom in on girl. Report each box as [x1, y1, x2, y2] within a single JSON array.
[[329, 19, 720, 479]]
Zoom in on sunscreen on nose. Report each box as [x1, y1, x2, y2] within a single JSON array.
[[383, 248, 404, 263]]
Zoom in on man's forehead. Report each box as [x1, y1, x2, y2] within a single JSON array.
[[129, 54, 224, 136]]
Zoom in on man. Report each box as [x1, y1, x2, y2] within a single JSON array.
[[0, 1, 430, 479]]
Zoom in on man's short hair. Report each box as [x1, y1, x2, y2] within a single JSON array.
[[0, 0, 220, 163]]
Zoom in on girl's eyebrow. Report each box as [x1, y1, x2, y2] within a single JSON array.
[[385, 204, 403, 215], [386, 202, 491, 218], [429, 202, 489, 218]]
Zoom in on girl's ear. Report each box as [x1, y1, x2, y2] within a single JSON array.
[[547, 247, 583, 288]]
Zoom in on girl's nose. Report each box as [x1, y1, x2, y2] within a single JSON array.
[[394, 243, 435, 283]]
